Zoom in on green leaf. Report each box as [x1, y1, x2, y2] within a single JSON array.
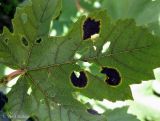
[[29, 11, 160, 102], [1, 0, 160, 102], [52, 0, 77, 35], [0, 0, 62, 68], [7, 78, 138, 121], [0, 64, 5, 79], [101, 0, 160, 36], [0, 0, 160, 120], [7, 76, 108, 121], [6, 75, 94, 121], [102, 0, 160, 24], [6, 76, 29, 117], [106, 107, 139, 121]]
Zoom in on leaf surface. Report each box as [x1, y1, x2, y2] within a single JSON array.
[[106, 107, 139, 121], [0, 0, 160, 120], [102, 0, 160, 36]]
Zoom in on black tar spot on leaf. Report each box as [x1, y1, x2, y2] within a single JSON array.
[[70, 71, 88, 88], [101, 67, 121, 86], [83, 18, 100, 40]]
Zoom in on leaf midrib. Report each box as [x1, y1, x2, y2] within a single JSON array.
[[27, 44, 152, 71]]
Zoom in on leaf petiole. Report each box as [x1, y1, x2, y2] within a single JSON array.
[[0, 69, 26, 84]]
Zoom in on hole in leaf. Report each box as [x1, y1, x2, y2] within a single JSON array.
[[36, 38, 42, 44], [22, 37, 28, 46], [0, 91, 8, 110], [70, 71, 88, 88], [87, 109, 100, 115], [101, 67, 121, 86], [83, 18, 100, 40]]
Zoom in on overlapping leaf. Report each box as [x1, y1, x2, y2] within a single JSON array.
[[102, 0, 160, 36], [53, 0, 77, 35]]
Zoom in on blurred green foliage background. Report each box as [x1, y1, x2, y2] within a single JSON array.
[[0, 0, 24, 32]]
